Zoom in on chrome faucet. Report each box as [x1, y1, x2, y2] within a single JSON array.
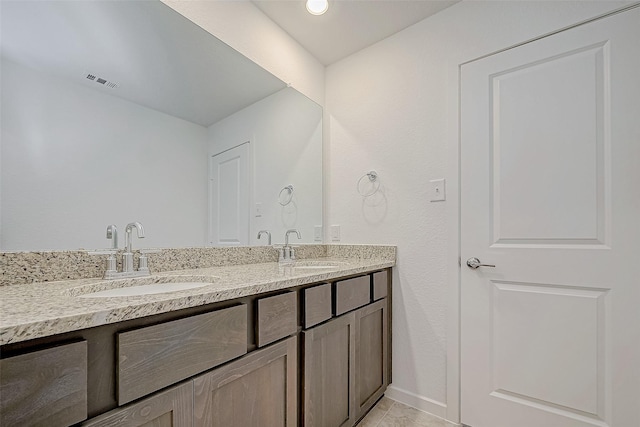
[[281, 229, 301, 262], [123, 222, 145, 273], [285, 229, 301, 246], [257, 230, 271, 245], [102, 222, 150, 279]]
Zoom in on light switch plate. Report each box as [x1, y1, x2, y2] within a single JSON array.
[[429, 179, 446, 202], [314, 225, 322, 242], [330, 225, 341, 241], [255, 202, 263, 217]]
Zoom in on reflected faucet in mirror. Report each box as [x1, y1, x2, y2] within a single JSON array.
[[257, 230, 271, 245], [106, 225, 118, 249]]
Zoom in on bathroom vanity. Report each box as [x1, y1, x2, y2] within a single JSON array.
[[0, 251, 394, 427]]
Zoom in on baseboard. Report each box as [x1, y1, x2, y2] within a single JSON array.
[[385, 385, 449, 420]]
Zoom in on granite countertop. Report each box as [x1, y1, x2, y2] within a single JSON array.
[[0, 257, 394, 346]]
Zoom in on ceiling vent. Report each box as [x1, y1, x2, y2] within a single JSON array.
[[84, 72, 119, 89]]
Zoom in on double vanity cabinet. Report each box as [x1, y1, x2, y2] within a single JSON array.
[[0, 268, 392, 427]]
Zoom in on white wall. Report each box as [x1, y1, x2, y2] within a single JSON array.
[[162, 0, 325, 106], [325, 0, 631, 420], [1, 60, 209, 251], [208, 88, 323, 246]]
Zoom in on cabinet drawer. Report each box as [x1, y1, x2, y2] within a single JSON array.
[[335, 275, 371, 316], [304, 283, 332, 328], [117, 304, 247, 405], [1, 341, 88, 427], [372, 270, 388, 301], [256, 292, 298, 347]]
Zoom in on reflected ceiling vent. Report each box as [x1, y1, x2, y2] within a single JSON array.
[[84, 72, 119, 89]]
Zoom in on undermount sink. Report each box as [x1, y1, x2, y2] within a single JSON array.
[[291, 260, 347, 270], [69, 275, 217, 298]]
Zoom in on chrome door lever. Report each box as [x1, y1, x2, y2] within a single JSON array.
[[466, 257, 496, 269]]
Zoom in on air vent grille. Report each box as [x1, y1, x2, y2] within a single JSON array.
[[85, 73, 119, 89]]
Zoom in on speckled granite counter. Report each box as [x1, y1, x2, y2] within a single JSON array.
[[0, 255, 395, 345]]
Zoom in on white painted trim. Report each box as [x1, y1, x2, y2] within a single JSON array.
[[386, 385, 449, 421], [445, 57, 462, 425]]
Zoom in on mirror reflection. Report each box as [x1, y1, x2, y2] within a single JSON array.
[[0, 0, 323, 251]]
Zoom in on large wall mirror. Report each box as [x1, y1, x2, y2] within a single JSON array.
[[0, 0, 323, 251]]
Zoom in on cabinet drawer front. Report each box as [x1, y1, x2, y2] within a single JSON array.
[[256, 292, 298, 347], [372, 270, 388, 301], [117, 304, 247, 405], [1, 341, 88, 427], [304, 283, 332, 329], [335, 275, 371, 316]]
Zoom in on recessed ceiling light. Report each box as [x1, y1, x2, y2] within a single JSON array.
[[306, 0, 328, 15]]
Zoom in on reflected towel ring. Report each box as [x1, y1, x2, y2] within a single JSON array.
[[279, 185, 294, 206], [357, 171, 380, 197]]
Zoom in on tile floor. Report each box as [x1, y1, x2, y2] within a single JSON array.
[[356, 396, 459, 427]]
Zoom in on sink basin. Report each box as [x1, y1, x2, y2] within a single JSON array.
[[293, 265, 339, 270], [78, 282, 211, 298], [69, 275, 217, 298], [291, 260, 347, 270]]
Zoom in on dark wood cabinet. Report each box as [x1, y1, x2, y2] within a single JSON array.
[[117, 304, 248, 405], [256, 292, 298, 347], [2, 268, 392, 427], [194, 336, 298, 426], [82, 382, 193, 427], [303, 283, 332, 328], [0, 341, 88, 427], [303, 291, 389, 426], [335, 275, 371, 316], [303, 313, 356, 427], [354, 299, 388, 420]]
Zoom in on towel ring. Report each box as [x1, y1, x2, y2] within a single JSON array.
[[357, 171, 380, 197], [279, 185, 294, 206]]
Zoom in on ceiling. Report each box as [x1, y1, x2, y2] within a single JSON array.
[[1, 1, 285, 127], [252, 0, 461, 65]]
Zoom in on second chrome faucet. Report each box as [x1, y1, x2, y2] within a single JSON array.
[[280, 229, 301, 263]]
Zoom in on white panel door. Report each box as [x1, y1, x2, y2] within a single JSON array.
[[460, 7, 640, 427], [209, 143, 249, 246]]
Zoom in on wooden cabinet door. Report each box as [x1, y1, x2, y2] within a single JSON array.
[[82, 382, 192, 427], [354, 299, 388, 421], [302, 313, 356, 427], [194, 336, 297, 427]]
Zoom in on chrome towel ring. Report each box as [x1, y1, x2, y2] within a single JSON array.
[[357, 171, 380, 197], [279, 185, 294, 206]]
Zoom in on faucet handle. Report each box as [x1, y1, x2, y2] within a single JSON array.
[[106, 224, 118, 249], [105, 253, 117, 275], [138, 254, 150, 274]]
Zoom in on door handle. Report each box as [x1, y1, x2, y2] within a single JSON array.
[[466, 257, 496, 269]]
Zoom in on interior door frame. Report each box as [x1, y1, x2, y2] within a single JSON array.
[[445, 4, 639, 424]]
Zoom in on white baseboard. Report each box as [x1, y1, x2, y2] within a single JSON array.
[[385, 385, 449, 421]]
